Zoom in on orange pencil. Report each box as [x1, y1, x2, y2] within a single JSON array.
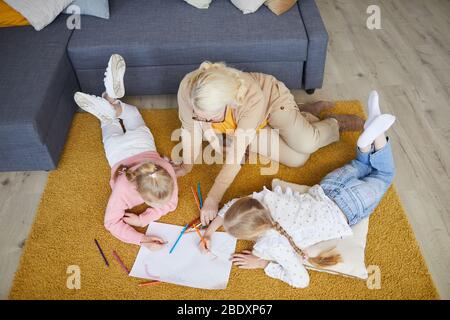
[[193, 224, 207, 247], [138, 281, 161, 287], [188, 217, 201, 227], [191, 186, 201, 211]]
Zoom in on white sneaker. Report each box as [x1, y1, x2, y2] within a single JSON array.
[[103, 54, 126, 99], [74, 92, 117, 123], [357, 114, 396, 149], [364, 90, 381, 129]]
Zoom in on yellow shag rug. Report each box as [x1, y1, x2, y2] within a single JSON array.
[[9, 102, 438, 299]]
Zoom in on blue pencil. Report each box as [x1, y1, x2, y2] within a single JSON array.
[[169, 224, 189, 254], [197, 182, 203, 209]]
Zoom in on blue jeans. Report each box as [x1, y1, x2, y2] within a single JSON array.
[[320, 140, 395, 226]]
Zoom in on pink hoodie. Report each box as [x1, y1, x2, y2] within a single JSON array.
[[104, 151, 178, 245]]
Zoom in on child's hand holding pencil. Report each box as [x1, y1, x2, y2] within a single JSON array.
[[140, 235, 167, 251]]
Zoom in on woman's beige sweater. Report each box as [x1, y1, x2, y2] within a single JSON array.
[[177, 70, 298, 203]]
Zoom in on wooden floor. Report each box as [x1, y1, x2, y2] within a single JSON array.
[[1, 0, 449, 299]]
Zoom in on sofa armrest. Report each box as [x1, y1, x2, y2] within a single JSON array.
[[297, 0, 328, 90]]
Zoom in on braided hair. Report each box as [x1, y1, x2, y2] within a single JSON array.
[[271, 220, 342, 268], [223, 197, 342, 268]]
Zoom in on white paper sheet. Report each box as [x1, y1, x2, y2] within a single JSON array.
[[129, 222, 237, 290]]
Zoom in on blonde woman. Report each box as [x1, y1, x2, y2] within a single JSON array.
[[176, 61, 364, 226], [199, 94, 395, 287], [74, 54, 178, 250]]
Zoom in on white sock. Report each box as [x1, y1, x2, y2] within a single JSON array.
[[358, 114, 396, 149], [364, 90, 381, 129]]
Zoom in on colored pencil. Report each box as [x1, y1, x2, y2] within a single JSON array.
[[197, 182, 203, 208], [169, 223, 189, 254], [112, 250, 129, 274], [188, 217, 201, 226], [138, 281, 161, 287], [191, 186, 201, 211], [188, 223, 202, 229], [186, 223, 204, 233], [94, 239, 109, 267], [193, 224, 207, 247]]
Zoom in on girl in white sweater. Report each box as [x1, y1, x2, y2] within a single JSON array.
[[200, 91, 396, 288]]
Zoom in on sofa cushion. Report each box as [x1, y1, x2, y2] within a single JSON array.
[[75, 60, 304, 96], [0, 15, 78, 170], [68, 0, 308, 70]]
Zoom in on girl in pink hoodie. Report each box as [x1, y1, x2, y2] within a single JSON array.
[[74, 54, 178, 251]]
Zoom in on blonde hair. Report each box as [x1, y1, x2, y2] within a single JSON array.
[[223, 197, 342, 268], [188, 61, 246, 114], [114, 162, 174, 205]]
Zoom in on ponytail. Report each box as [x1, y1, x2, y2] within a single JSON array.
[[113, 162, 174, 204], [272, 221, 342, 268], [113, 164, 129, 180]]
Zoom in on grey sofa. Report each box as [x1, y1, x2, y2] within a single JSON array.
[[0, 16, 79, 172], [69, 0, 328, 95], [0, 0, 328, 172]]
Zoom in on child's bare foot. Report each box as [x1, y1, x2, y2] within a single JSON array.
[[298, 101, 334, 117], [328, 114, 364, 131]]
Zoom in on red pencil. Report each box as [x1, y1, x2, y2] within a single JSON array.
[[138, 281, 161, 287], [112, 250, 129, 274]]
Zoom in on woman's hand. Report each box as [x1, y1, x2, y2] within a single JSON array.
[[140, 235, 167, 251], [200, 197, 219, 226], [172, 163, 188, 177], [230, 250, 270, 269], [123, 213, 144, 227]]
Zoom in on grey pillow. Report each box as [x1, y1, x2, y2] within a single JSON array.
[[65, 0, 110, 19]]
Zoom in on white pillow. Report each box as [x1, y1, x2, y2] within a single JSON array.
[[271, 179, 369, 280], [184, 0, 212, 9], [231, 0, 266, 14], [5, 0, 74, 31]]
